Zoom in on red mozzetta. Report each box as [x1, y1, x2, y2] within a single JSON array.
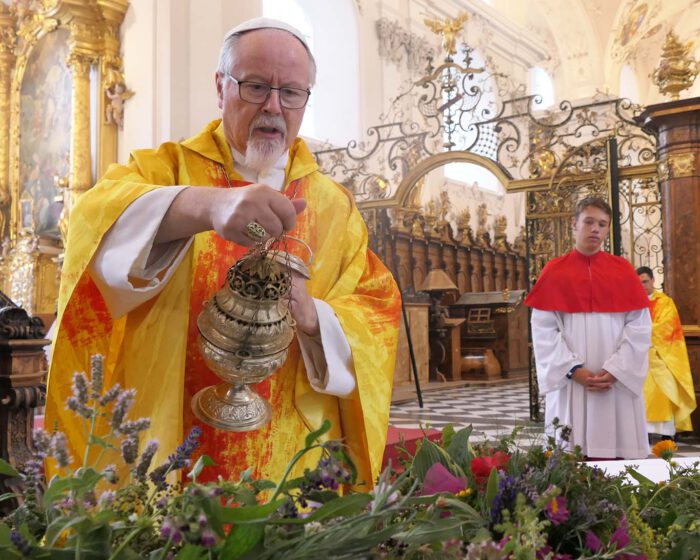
[[525, 249, 649, 313]]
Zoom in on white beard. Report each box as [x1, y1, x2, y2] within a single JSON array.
[[243, 114, 287, 172], [243, 136, 286, 172]]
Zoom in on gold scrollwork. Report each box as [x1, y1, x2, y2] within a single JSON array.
[[657, 160, 670, 182], [667, 152, 696, 178]]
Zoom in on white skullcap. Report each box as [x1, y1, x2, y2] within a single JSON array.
[[224, 17, 310, 50]]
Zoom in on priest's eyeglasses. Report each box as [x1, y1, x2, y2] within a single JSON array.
[[224, 74, 311, 109]]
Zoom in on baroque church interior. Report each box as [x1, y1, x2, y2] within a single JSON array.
[[1, 0, 700, 466]]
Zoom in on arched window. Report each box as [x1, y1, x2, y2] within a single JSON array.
[[528, 66, 555, 109], [619, 64, 639, 102], [444, 162, 504, 195], [263, 0, 360, 146]]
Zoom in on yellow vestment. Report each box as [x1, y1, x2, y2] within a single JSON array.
[[45, 120, 401, 488], [643, 291, 696, 432]]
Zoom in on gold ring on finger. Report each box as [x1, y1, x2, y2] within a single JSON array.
[[245, 221, 267, 241]]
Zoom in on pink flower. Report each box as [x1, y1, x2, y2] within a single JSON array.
[[544, 496, 570, 525], [585, 530, 603, 553], [611, 517, 630, 549], [420, 463, 468, 495]]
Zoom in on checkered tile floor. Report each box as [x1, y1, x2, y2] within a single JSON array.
[[389, 381, 700, 458]]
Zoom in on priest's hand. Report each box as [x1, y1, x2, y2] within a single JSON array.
[[586, 369, 617, 392], [289, 273, 320, 337], [154, 185, 307, 246], [571, 367, 595, 386]]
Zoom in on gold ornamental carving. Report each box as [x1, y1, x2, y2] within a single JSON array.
[[667, 153, 696, 178], [423, 11, 468, 57], [651, 31, 698, 101], [657, 160, 670, 182]]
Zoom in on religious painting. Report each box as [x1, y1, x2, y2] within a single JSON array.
[[617, 2, 648, 47], [19, 27, 72, 239]]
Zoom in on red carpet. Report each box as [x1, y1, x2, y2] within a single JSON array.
[[382, 425, 442, 472]]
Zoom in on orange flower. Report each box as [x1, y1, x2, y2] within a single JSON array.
[[651, 439, 677, 460]]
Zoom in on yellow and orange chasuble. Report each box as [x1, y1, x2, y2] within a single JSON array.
[[643, 291, 696, 432], [45, 120, 401, 488]]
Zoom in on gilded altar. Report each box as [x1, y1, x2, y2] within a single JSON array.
[[0, 0, 131, 316]]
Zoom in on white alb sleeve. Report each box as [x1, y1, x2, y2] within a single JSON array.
[[296, 299, 356, 397], [90, 187, 192, 318]]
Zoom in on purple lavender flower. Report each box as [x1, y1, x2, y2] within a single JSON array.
[[149, 426, 202, 485], [121, 435, 139, 464], [72, 371, 89, 405], [544, 496, 570, 525], [51, 432, 72, 468], [118, 417, 151, 436], [66, 396, 92, 418], [90, 354, 105, 398], [134, 439, 159, 481], [323, 441, 342, 453], [585, 530, 603, 553], [98, 490, 116, 508], [111, 389, 136, 432], [200, 529, 217, 548], [99, 384, 121, 406], [22, 459, 44, 496], [172, 426, 202, 467], [160, 517, 183, 544], [102, 464, 119, 484], [208, 487, 224, 499], [32, 429, 51, 459], [491, 473, 517, 525], [83, 490, 97, 508], [10, 530, 32, 556]]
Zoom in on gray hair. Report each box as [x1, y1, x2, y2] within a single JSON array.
[[217, 29, 317, 87]]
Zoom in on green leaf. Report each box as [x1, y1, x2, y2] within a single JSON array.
[[446, 425, 473, 473], [0, 459, 21, 478], [441, 424, 456, 448], [174, 544, 208, 559], [45, 515, 88, 547], [187, 455, 216, 481], [626, 468, 655, 487], [485, 467, 499, 510], [304, 419, 332, 448], [87, 435, 115, 450], [395, 516, 465, 544], [220, 523, 265, 559], [266, 494, 374, 526], [43, 468, 102, 507], [0, 492, 18, 504], [216, 500, 283, 524], [410, 438, 464, 482], [665, 534, 700, 560], [81, 523, 113, 557], [297, 493, 373, 523], [0, 522, 12, 546], [341, 447, 359, 484]]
